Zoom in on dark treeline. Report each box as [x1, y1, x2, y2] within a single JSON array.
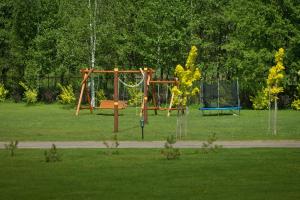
[[0, 0, 299, 106]]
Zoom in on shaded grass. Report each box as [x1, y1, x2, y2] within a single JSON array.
[[0, 102, 299, 141], [0, 148, 299, 200]]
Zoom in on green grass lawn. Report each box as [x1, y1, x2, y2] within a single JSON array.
[[0, 102, 299, 141], [0, 148, 299, 200]]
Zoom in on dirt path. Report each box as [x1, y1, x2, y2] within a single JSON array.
[[1, 140, 300, 149]]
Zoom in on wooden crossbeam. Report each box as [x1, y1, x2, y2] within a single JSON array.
[[80, 69, 155, 74], [81, 68, 94, 85], [150, 80, 177, 84]]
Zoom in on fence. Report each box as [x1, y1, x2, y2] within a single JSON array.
[[1, 75, 297, 108]]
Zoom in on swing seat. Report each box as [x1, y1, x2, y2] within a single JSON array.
[[99, 100, 127, 109]]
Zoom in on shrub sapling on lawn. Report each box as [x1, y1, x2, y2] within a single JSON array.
[[161, 135, 181, 160], [103, 134, 120, 155], [44, 144, 62, 162], [5, 140, 18, 157], [172, 46, 201, 138], [201, 133, 222, 154]]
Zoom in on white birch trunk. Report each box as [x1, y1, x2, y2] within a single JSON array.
[[274, 97, 277, 135], [89, 0, 97, 107], [268, 87, 271, 133]]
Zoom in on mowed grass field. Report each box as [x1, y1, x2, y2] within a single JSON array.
[[0, 148, 300, 200], [0, 102, 299, 141]]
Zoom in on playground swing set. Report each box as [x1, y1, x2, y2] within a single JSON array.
[[75, 67, 179, 132]]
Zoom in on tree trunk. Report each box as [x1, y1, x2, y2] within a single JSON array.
[[274, 97, 277, 135], [268, 88, 271, 133]]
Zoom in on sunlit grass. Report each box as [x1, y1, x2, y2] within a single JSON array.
[[0, 102, 299, 141]]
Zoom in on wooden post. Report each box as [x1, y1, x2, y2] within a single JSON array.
[[76, 72, 88, 116], [167, 92, 174, 117], [167, 78, 178, 116], [149, 69, 157, 115], [143, 68, 148, 123], [152, 84, 158, 115], [114, 68, 119, 132]]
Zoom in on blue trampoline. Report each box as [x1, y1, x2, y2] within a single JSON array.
[[199, 80, 241, 115]]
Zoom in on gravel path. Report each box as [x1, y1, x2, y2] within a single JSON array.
[[1, 140, 300, 149]]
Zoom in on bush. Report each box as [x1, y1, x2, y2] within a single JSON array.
[[57, 83, 75, 104], [19, 82, 38, 104], [0, 83, 8, 102], [291, 85, 300, 110], [44, 144, 62, 162], [127, 84, 143, 106], [5, 141, 18, 157], [291, 99, 300, 110], [250, 90, 268, 110], [161, 135, 181, 160], [201, 133, 222, 154], [96, 89, 107, 106]]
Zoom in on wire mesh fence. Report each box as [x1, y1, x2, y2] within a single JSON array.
[[1, 75, 296, 108]]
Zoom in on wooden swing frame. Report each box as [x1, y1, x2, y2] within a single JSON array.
[[75, 67, 179, 132]]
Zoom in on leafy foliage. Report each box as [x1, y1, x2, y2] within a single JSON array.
[[57, 83, 75, 105], [5, 140, 18, 157], [264, 48, 285, 101], [0, 83, 9, 102], [1, 0, 300, 107], [291, 85, 300, 110], [44, 144, 61, 162], [250, 90, 269, 110], [127, 86, 143, 106], [291, 99, 300, 110], [251, 48, 286, 109], [172, 46, 201, 107], [95, 89, 106, 106], [161, 135, 181, 160], [19, 81, 38, 104]]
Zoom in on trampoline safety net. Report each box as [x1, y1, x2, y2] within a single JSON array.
[[201, 80, 240, 109]]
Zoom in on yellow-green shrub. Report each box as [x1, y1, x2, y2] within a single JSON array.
[[264, 48, 285, 101], [0, 83, 8, 102], [127, 85, 143, 106], [291, 85, 300, 110], [19, 82, 38, 104], [96, 89, 107, 105], [172, 46, 201, 107], [57, 83, 75, 104], [250, 90, 269, 110], [251, 48, 285, 110], [291, 99, 300, 110]]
